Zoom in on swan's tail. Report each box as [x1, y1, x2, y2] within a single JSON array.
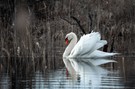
[[100, 52, 119, 57], [88, 59, 117, 66], [89, 50, 119, 58]]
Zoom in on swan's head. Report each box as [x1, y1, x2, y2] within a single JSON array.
[[65, 32, 76, 45]]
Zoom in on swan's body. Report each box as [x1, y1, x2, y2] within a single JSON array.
[[63, 32, 117, 58], [63, 32, 118, 76]]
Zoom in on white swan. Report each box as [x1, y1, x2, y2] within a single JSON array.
[[63, 32, 117, 58], [63, 32, 118, 76]]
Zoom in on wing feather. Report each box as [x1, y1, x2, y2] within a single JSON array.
[[70, 32, 101, 57]]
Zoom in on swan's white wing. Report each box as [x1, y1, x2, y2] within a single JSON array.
[[83, 40, 107, 55], [93, 40, 107, 51], [70, 32, 101, 57]]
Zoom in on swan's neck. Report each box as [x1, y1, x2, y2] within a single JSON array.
[[63, 34, 77, 57]]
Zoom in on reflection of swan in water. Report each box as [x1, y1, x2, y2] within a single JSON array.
[[32, 62, 125, 89], [64, 58, 111, 83], [45, 60, 109, 89], [64, 57, 116, 80], [63, 32, 118, 77], [70, 58, 109, 87]]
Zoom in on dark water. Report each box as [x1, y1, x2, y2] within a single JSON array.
[[0, 56, 135, 89]]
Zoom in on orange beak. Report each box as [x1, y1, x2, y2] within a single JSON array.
[[65, 38, 69, 45]]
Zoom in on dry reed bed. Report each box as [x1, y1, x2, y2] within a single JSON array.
[[0, 0, 135, 70]]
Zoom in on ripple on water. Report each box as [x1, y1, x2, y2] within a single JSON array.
[[0, 57, 135, 89]]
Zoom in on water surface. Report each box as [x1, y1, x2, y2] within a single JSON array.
[[0, 56, 135, 89]]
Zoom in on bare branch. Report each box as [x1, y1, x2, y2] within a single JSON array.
[[88, 13, 93, 33], [70, 16, 86, 34], [60, 16, 77, 25]]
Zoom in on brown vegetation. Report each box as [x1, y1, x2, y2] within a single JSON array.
[[0, 0, 135, 70]]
